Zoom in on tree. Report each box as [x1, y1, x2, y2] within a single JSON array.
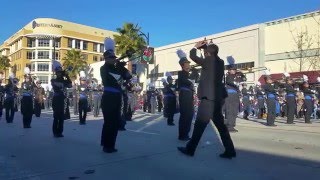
[[310, 15, 320, 72], [113, 23, 147, 60], [0, 55, 11, 78], [288, 26, 314, 72], [62, 49, 87, 80]]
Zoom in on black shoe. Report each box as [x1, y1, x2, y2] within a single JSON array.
[[103, 147, 118, 153], [267, 124, 277, 127], [168, 122, 175, 126], [55, 134, 64, 138], [286, 122, 295, 124], [118, 127, 126, 131], [79, 122, 86, 125], [177, 147, 194, 157], [178, 137, 191, 141], [219, 151, 236, 159]]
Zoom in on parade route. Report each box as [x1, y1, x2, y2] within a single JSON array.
[[1, 110, 320, 180]]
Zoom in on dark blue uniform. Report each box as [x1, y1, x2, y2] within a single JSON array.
[[100, 62, 131, 152], [263, 83, 277, 126], [20, 81, 34, 128], [177, 70, 194, 140]]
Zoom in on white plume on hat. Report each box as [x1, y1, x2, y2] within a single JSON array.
[[104, 37, 115, 52], [52, 60, 62, 72], [317, 77, 320, 82], [24, 67, 30, 75], [264, 70, 271, 76], [226, 56, 235, 65], [303, 75, 308, 82], [9, 73, 15, 79], [256, 82, 261, 86], [176, 49, 187, 59], [79, 71, 86, 78], [283, 72, 290, 77]]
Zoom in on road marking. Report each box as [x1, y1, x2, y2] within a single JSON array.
[[136, 116, 164, 132]]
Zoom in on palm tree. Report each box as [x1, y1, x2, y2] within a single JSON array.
[[113, 23, 147, 59], [62, 49, 87, 80], [0, 55, 11, 78]]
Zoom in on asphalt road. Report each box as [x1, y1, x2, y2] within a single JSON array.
[[1, 110, 320, 180]]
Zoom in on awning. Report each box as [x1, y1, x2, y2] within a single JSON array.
[[258, 70, 320, 85]]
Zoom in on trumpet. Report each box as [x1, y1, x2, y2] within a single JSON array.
[[195, 38, 209, 49]]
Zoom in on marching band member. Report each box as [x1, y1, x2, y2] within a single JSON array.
[[162, 72, 177, 126], [73, 80, 79, 115], [78, 71, 89, 125], [302, 75, 314, 124], [4, 73, 19, 123], [100, 38, 132, 153], [241, 83, 250, 120], [51, 60, 72, 138], [92, 79, 101, 117], [225, 57, 240, 132], [33, 78, 45, 117], [263, 70, 277, 126], [176, 49, 194, 141], [20, 67, 35, 128], [283, 72, 296, 124], [178, 41, 235, 159], [0, 73, 5, 119], [255, 82, 265, 119]]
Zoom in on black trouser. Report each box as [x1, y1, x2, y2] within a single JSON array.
[[101, 92, 121, 149], [73, 97, 79, 115], [304, 99, 313, 123], [286, 96, 296, 124], [266, 97, 276, 125], [0, 99, 3, 118], [164, 96, 176, 124], [225, 93, 239, 129], [119, 95, 127, 129], [79, 98, 88, 124], [21, 96, 33, 128], [179, 90, 194, 139], [158, 102, 163, 112], [5, 99, 15, 123], [257, 98, 265, 119], [186, 99, 235, 154], [242, 96, 250, 119], [52, 95, 65, 135], [143, 101, 147, 112], [34, 100, 42, 117]]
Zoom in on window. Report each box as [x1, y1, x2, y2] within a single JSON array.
[[27, 38, 36, 47], [100, 56, 104, 61], [38, 39, 50, 47], [83, 41, 88, 50], [68, 38, 73, 48], [82, 54, 88, 60], [38, 51, 50, 59], [93, 56, 98, 62], [93, 43, 98, 52], [54, 51, 60, 60], [54, 38, 61, 48], [100, 44, 104, 53], [37, 75, 49, 84], [31, 63, 36, 71], [27, 51, 35, 59], [37, 63, 49, 71], [75, 39, 81, 49]]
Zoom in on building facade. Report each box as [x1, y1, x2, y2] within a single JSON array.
[[0, 18, 117, 87], [145, 11, 320, 89]]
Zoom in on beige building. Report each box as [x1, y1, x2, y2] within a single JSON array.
[[0, 18, 117, 86], [146, 11, 320, 88]]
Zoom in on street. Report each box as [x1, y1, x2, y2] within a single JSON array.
[[1, 110, 320, 180]]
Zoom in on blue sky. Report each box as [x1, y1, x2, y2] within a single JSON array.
[[0, 0, 319, 47]]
